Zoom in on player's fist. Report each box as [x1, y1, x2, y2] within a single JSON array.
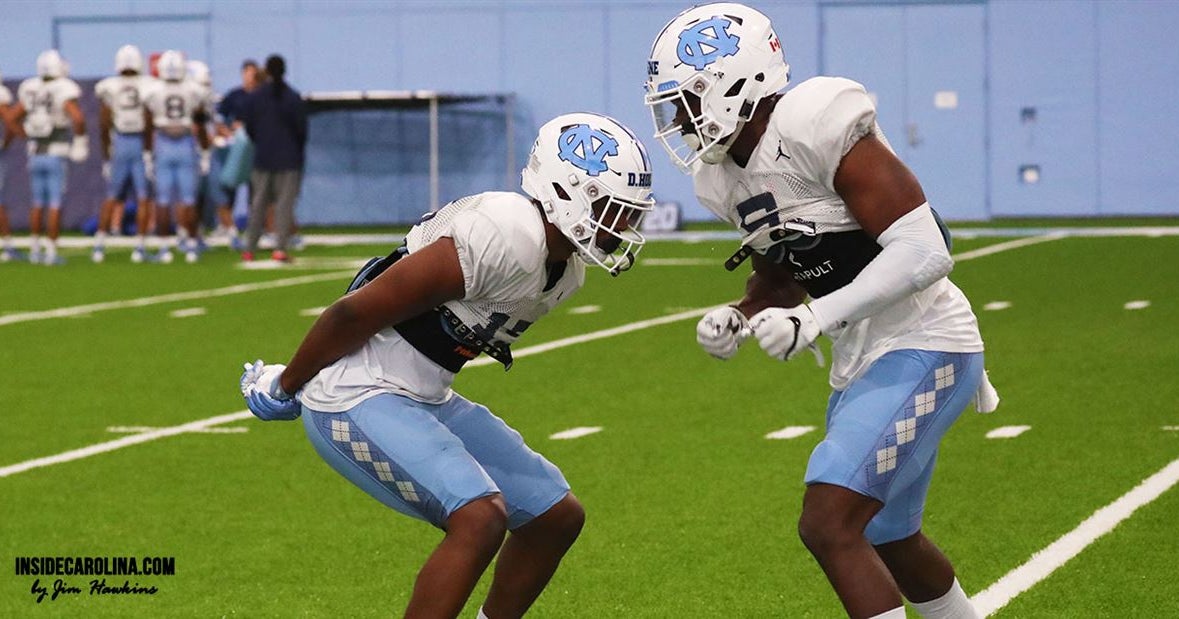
[[696, 305, 749, 360], [749, 305, 821, 362], [240, 360, 300, 421]]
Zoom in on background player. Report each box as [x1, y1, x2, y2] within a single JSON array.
[[10, 49, 87, 265], [94, 44, 155, 263], [143, 49, 209, 263]]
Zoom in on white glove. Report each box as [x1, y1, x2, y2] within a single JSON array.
[[212, 135, 228, 149], [199, 149, 211, 175], [696, 306, 749, 360], [143, 152, 155, 180], [69, 134, 89, 163], [101, 161, 111, 181], [749, 305, 825, 365]]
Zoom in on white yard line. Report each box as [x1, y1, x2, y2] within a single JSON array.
[[550, 427, 604, 440], [951, 233, 1067, 261], [0, 272, 353, 327], [972, 458, 1179, 616], [985, 425, 1032, 439], [765, 426, 817, 440], [0, 411, 254, 478]]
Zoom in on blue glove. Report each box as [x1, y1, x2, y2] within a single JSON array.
[[240, 360, 301, 421]]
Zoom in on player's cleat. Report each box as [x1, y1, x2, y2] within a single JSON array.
[[241, 251, 254, 262], [271, 250, 291, 263], [157, 248, 174, 264], [130, 247, 146, 263], [0, 247, 22, 263], [230, 235, 244, 252], [43, 254, 66, 266], [91, 247, 106, 263], [28, 249, 43, 265], [289, 234, 305, 251], [185, 250, 199, 263]]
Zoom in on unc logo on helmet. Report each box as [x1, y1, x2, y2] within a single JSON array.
[[557, 124, 619, 177], [677, 17, 741, 70]]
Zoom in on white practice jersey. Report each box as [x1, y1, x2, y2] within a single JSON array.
[[693, 76, 983, 390], [143, 79, 209, 133], [17, 76, 81, 142], [95, 74, 156, 134], [301, 191, 585, 411]]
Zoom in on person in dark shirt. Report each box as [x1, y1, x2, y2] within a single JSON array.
[[241, 54, 307, 262], [217, 59, 259, 131]]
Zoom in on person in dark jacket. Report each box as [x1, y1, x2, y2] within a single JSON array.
[[242, 54, 307, 262]]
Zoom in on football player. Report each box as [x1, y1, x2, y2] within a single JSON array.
[[143, 50, 209, 263], [189, 59, 238, 247], [94, 45, 156, 263], [10, 50, 87, 265], [239, 113, 653, 618], [0, 66, 20, 261], [645, 4, 998, 619]]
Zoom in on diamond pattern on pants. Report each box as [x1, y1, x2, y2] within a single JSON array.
[[894, 418, 917, 445], [350, 441, 373, 462], [373, 461, 394, 482], [876, 446, 898, 474], [331, 419, 350, 442], [396, 481, 420, 503], [935, 364, 956, 390], [914, 391, 937, 416]]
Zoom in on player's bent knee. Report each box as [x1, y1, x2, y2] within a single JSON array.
[[447, 495, 509, 555], [530, 493, 585, 546]]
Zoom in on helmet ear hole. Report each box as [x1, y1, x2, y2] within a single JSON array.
[[723, 78, 747, 97], [551, 182, 571, 201]]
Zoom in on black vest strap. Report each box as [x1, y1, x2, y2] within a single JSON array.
[[347, 246, 514, 372]]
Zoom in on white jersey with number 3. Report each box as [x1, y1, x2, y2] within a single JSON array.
[[96, 75, 155, 134], [301, 191, 585, 411], [692, 76, 983, 390], [143, 79, 208, 132]]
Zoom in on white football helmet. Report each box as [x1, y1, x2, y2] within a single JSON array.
[[157, 50, 187, 81], [115, 44, 143, 73], [521, 113, 655, 276], [187, 60, 211, 87], [644, 3, 790, 172], [36, 49, 66, 80]]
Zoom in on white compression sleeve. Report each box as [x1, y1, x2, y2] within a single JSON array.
[[808, 203, 952, 333]]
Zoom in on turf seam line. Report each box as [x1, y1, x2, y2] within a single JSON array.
[[972, 458, 1179, 616]]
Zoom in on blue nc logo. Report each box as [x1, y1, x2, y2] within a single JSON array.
[[557, 124, 618, 177], [677, 17, 740, 70]]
